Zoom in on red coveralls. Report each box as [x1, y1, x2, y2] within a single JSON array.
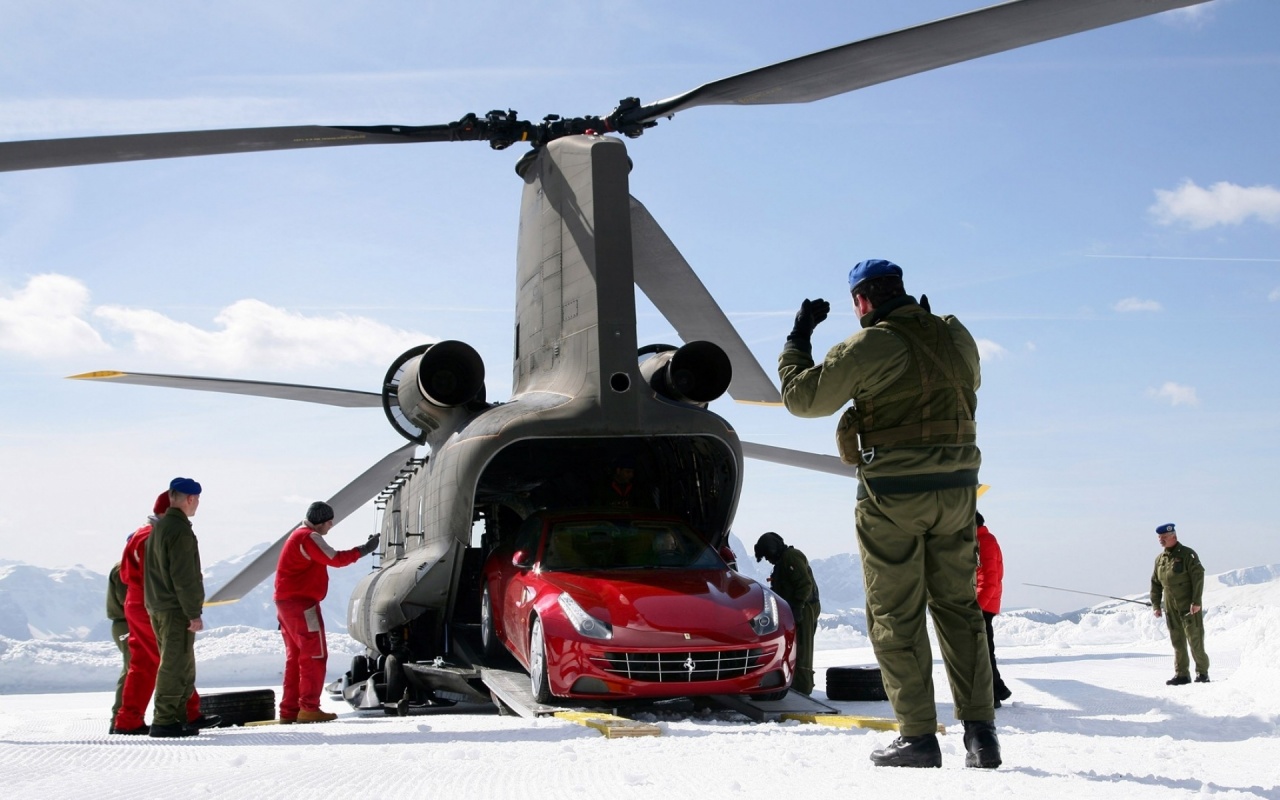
[[114, 523, 202, 730], [274, 526, 361, 719]]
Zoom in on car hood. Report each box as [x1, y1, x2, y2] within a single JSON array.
[[541, 569, 766, 634]]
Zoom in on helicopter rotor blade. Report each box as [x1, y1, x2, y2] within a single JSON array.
[[0, 123, 471, 173], [630, 197, 781, 406], [741, 440, 858, 479], [205, 441, 419, 605], [67, 370, 382, 408], [632, 0, 1211, 123]]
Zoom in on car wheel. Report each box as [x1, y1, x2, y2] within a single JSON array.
[[529, 617, 553, 704], [749, 689, 790, 702], [481, 585, 501, 659], [825, 665, 889, 701], [198, 689, 276, 727]]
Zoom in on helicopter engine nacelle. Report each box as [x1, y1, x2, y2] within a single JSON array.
[[639, 340, 732, 407], [383, 340, 485, 442]]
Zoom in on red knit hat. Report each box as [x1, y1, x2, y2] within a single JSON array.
[[153, 491, 171, 516]]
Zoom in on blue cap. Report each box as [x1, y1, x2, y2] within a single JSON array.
[[848, 259, 903, 294], [169, 477, 202, 496], [1156, 523, 1175, 535]]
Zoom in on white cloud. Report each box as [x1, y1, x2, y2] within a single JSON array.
[[93, 298, 434, 371], [1, 273, 435, 368], [0, 274, 109, 358], [1150, 180, 1280, 229], [1114, 297, 1163, 313], [976, 339, 1007, 360], [1148, 381, 1200, 408]]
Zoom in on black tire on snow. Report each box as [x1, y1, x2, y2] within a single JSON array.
[[198, 689, 277, 726], [383, 653, 408, 704], [349, 654, 372, 684], [825, 665, 889, 702]]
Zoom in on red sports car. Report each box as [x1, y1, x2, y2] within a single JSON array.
[[480, 510, 796, 703]]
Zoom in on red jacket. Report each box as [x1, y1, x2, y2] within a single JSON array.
[[975, 524, 1003, 614], [119, 521, 155, 608], [274, 525, 361, 605]]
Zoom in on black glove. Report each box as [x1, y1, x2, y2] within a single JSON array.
[[357, 534, 380, 557], [787, 298, 830, 345]]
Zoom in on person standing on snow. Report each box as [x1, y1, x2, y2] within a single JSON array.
[[145, 477, 212, 738], [1151, 523, 1210, 685], [274, 501, 379, 724], [975, 512, 1012, 707], [106, 560, 129, 734], [113, 491, 214, 735], [753, 531, 820, 695], [776, 258, 998, 769]]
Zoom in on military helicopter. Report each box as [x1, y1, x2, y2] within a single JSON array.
[[0, 0, 1212, 711]]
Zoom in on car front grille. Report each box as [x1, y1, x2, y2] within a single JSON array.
[[590, 647, 771, 683]]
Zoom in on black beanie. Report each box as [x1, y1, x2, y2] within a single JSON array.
[[306, 501, 335, 525]]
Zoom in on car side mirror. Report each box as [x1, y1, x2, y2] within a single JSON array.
[[512, 550, 533, 569]]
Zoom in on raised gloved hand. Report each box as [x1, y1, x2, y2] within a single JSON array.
[[787, 298, 830, 345], [357, 534, 380, 557]]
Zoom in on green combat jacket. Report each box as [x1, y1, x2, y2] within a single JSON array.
[[770, 546, 819, 609], [779, 296, 982, 494], [106, 562, 127, 622], [144, 506, 205, 621], [1150, 541, 1205, 611]]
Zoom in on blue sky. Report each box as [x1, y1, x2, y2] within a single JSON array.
[[1, 0, 1276, 613]]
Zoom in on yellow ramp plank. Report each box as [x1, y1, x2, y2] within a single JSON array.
[[553, 711, 661, 738]]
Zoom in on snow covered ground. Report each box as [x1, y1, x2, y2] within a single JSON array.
[[2, 572, 1277, 799]]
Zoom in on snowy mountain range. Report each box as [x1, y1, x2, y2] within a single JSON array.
[[4, 534, 1276, 645]]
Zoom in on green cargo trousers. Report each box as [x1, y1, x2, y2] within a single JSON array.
[[855, 485, 993, 737], [792, 600, 820, 695], [110, 619, 130, 721], [1164, 602, 1210, 678], [150, 609, 197, 727]]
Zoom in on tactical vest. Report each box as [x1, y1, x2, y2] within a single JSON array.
[[836, 312, 977, 466]]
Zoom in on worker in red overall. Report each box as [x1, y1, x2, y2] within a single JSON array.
[[274, 501, 379, 723], [112, 491, 210, 734]]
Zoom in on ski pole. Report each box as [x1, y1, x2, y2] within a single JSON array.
[[1022, 582, 1151, 607]]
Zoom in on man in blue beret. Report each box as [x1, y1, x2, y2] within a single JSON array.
[[777, 259, 995, 769], [1150, 523, 1210, 685], [145, 477, 211, 737]]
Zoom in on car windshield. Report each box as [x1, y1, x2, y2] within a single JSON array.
[[540, 518, 721, 571]]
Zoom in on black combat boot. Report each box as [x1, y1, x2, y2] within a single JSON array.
[[188, 714, 222, 729], [963, 720, 1002, 769], [149, 722, 198, 738], [1194, 673, 1210, 683], [1166, 675, 1191, 686], [869, 734, 942, 768]]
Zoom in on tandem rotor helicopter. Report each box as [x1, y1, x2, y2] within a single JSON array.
[[0, 0, 1214, 712]]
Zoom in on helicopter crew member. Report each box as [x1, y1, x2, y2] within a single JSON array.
[[1151, 523, 1210, 685], [754, 532, 820, 695], [596, 454, 656, 509], [115, 490, 209, 735], [975, 512, 1012, 706], [145, 477, 210, 738], [274, 501, 379, 724], [776, 259, 997, 769], [106, 561, 129, 734]]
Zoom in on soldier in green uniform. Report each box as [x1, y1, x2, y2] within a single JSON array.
[[145, 477, 206, 738], [1150, 523, 1210, 685], [106, 561, 129, 734], [753, 532, 820, 695], [777, 259, 998, 769]]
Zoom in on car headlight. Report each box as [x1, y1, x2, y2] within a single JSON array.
[[558, 593, 613, 640], [750, 591, 780, 636]]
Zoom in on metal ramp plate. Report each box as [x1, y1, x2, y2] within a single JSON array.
[[480, 668, 561, 718], [707, 690, 840, 722]]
